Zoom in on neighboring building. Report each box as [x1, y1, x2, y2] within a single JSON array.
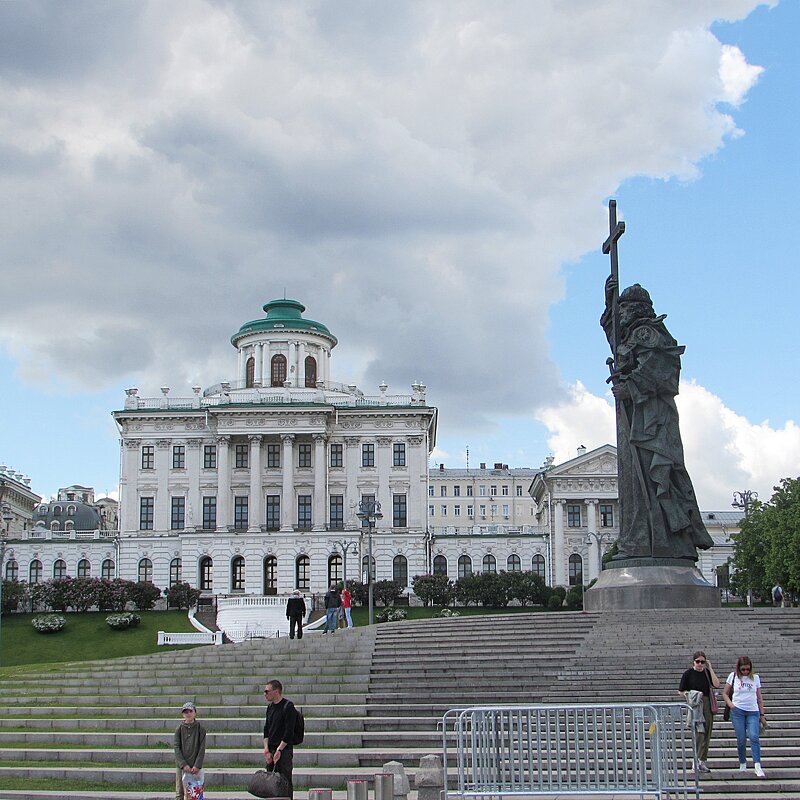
[[0, 465, 41, 533]]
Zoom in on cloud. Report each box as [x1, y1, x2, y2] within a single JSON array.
[[0, 0, 772, 435], [535, 380, 800, 508]]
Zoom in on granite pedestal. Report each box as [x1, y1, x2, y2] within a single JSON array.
[[584, 561, 721, 611]]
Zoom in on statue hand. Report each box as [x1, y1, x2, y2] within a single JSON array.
[[612, 382, 630, 400], [605, 274, 618, 303]]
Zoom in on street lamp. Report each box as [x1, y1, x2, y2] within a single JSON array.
[[732, 490, 758, 516], [1, 501, 13, 666], [586, 530, 614, 578], [332, 539, 358, 588], [356, 499, 382, 625]]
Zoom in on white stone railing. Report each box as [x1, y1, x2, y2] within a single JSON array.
[[12, 528, 119, 541], [431, 524, 550, 537], [223, 626, 282, 641], [157, 630, 223, 646], [217, 593, 304, 610]]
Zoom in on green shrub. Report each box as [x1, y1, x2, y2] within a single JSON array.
[[435, 608, 461, 618], [547, 594, 563, 610], [106, 612, 142, 630], [165, 582, 201, 610], [565, 584, 584, 610], [375, 607, 407, 623], [127, 581, 161, 611], [374, 579, 403, 606], [412, 574, 454, 606], [1, 579, 29, 615], [31, 614, 66, 633]]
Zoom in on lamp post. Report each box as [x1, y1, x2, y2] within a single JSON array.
[[585, 530, 614, 580], [1, 501, 13, 666], [356, 499, 382, 625], [332, 539, 358, 588]]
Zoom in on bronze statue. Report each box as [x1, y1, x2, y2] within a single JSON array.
[[601, 201, 713, 563]]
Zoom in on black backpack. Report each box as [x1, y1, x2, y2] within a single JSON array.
[[292, 706, 305, 745]]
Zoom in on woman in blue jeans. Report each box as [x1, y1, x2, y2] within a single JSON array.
[[723, 655, 767, 777]]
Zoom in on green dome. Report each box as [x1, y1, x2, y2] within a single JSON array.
[[231, 299, 337, 346]]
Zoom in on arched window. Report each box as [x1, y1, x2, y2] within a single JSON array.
[[393, 554, 408, 587], [263, 556, 278, 595], [53, 559, 67, 579], [361, 554, 376, 582], [50, 521, 60, 531], [77, 559, 90, 578], [5, 559, 19, 581], [507, 554, 521, 572], [568, 554, 583, 586], [65, 520, 74, 532], [532, 554, 546, 581], [295, 555, 310, 591], [482, 554, 496, 573], [458, 554, 473, 579], [170, 558, 182, 587], [246, 355, 256, 388], [67, 505, 76, 516], [29, 559, 43, 584], [199, 556, 213, 591], [304, 355, 317, 388], [53, 505, 62, 515], [328, 554, 342, 586], [271, 354, 287, 387], [433, 555, 448, 576], [231, 556, 246, 591], [101, 559, 115, 580], [138, 558, 153, 583]]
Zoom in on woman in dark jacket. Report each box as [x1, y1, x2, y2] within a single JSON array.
[[679, 650, 720, 773]]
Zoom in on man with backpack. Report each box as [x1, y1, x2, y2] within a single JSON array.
[[263, 679, 302, 798], [772, 584, 784, 607]]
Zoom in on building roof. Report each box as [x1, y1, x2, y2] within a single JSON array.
[[231, 299, 337, 347]]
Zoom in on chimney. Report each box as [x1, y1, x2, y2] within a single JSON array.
[[480, 462, 486, 470], [439, 463, 444, 471], [494, 462, 503, 470], [577, 445, 587, 456]]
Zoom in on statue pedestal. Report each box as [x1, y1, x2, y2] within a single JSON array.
[[584, 562, 721, 611]]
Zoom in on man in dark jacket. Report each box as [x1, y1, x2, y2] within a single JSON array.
[[263, 679, 298, 798], [285, 590, 306, 639], [322, 584, 341, 635]]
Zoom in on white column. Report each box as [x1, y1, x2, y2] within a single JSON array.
[[298, 342, 307, 387], [155, 440, 170, 532], [280, 434, 295, 531], [377, 437, 392, 528], [586, 499, 599, 582], [289, 341, 297, 386], [216, 436, 231, 531], [407, 435, 424, 528], [553, 499, 566, 586], [237, 347, 245, 383], [187, 439, 202, 531], [313, 433, 327, 530], [261, 343, 269, 386], [345, 437, 360, 524], [254, 345, 262, 386], [122, 440, 140, 533], [248, 435, 263, 532]]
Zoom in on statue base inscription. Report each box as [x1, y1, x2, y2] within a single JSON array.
[[584, 564, 721, 611]]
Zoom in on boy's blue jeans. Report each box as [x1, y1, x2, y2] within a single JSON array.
[[730, 707, 761, 763], [324, 607, 338, 632]]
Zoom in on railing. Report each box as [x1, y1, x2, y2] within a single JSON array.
[[431, 525, 549, 537], [157, 631, 223, 646], [9, 529, 120, 542], [216, 593, 307, 610], [223, 626, 282, 641], [442, 703, 697, 800]]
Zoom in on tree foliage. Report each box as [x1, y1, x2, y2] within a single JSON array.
[[411, 574, 454, 607]]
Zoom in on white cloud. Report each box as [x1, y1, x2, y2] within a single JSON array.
[[719, 44, 764, 105], [536, 380, 800, 508]]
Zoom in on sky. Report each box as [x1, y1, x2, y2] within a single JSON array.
[[1, 0, 798, 509]]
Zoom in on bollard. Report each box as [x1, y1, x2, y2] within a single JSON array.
[[346, 779, 369, 800], [415, 754, 445, 800], [309, 790, 333, 800], [374, 773, 394, 800]]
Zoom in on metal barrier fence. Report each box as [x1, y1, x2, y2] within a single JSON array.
[[442, 703, 697, 800]]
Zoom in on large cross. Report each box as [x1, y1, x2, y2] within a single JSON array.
[[602, 199, 625, 355]]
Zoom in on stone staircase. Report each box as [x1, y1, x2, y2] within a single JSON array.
[[0, 608, 798, 799]]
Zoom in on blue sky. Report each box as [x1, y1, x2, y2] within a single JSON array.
[[1, 1, 797, 508]]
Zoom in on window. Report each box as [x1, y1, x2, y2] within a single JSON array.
[[453, 485, 461, 497], [479, 485, 486, 496], [64, 520, 74, 531], [440, 486, 447, 497], [271, 354, 287, 386], [393, 442, 406, 467], [329, 495, 344, 530], [5, 559, 19, 581], [266, 495, 280, 531], [29, 559, 43, 584], [507, 554, 521, 572], [361, 494, 376, 528], [454, 505, 461, 516], [138, 558, 153, 583], [467, 505, 474, 516], [361, 554, 376, 581], [267, 443, 280, 468], [330, 443, 343, 468], [567, 504, 582, 527], [328, 554, 342, 585], [483, 554, 496, 573], [362, 443, 375, 467], [457, 554, 473, 578], [199, 556, 213, 591], [203, 445, 217, 469], [516, 485, 523, 497], [393, 554, 408, 587], [77, 559, 90, 578], [231, 556, 246, 591], [263, 556, 278, 595], [235, 444, 249, 469], [466, 485, 473, 497], [393, 494, 407, 527], [479, 504, 486, 516], [304, 355, 317, 387], [502, 504, 510, 516], [296, 555, 310, 591], [429, 505, 435, 517], [139, 497, 154, 530], [491, 485, 497, 496], [502, 485, 509, 496], [297, 495, 312, 530], [568, 554, 583, 586], [101, 559, 114, 580], [170, 558, 182, 587], [298, 443, 312, 468], [141, 445, 154, 469], [490, 504, 497, 516], [428, 485, 434, 497], [202, 497, 217, 530], [532, 554, 546, 580], [246, 355, 255, 387], [234, 496, 248, 530], [433, 555, 447, 576], [172, 445, 185, 469], [599, 504, 614, 527], [441, 505, 447, 516], [171, 497, 185, 530], [67, 505, 76, 516]]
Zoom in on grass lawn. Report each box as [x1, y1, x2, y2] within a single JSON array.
[[0, 610, 198, 671]]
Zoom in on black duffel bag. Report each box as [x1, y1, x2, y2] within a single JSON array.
[[247, 764, 290, 799]]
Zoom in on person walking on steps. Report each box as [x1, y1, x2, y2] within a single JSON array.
[[322, 584, 340, 635], [341, 585, 354, 628], [286, 590, 306, 640], [263, 679, 298, 799], [723, 656, 767, 778], [679, 651, 720, 774]]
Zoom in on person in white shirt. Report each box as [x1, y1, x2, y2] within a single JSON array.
[[723, 655, 767, 778]]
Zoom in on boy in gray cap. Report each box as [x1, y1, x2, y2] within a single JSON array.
[[174, 702, 206, 799]]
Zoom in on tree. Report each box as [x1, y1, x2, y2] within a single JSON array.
[[373, 580, 403, 607], [1, 579, 29, 615], [411, 574, 453, 607], [127, 581, 161, 611], [165, 582, 201, 610]]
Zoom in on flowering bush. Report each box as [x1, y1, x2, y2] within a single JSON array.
[[31, 614, 66, 633], [435, 608, 461, 618], [376, 607, 407, 623], [105, 612, 141, 630]]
